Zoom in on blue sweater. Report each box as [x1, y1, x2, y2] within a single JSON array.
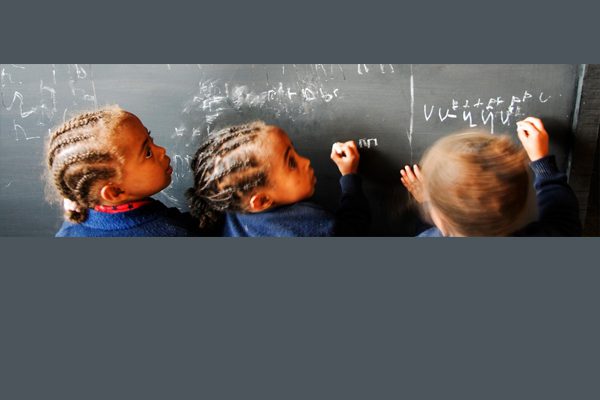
[[56, 199, 198, 237], [418, 156, 582, 237], [222, 174, 371, 237]]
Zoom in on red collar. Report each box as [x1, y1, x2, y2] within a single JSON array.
[[94, 199, 153, 214]]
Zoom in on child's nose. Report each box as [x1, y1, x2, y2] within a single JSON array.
[[155, 144, 167, 157], [302, 156, 311, 170]]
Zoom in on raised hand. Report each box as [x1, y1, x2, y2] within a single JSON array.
[[517, 117, 550, 162], [331, 140, 360, 176]]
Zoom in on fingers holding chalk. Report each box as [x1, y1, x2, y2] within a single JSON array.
[[331, 142, 344, 159], [331, 140, 360, 175]]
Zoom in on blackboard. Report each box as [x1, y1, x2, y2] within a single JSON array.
[[1, 64, 597, 236]]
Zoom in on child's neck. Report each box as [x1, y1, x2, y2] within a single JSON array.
[[94, 198, 153, 213]]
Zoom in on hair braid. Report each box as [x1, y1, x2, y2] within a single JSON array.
[[214, 135, 257, 158], [205, 159, 256, 188], [185, 187, 224, 232], [191, 131, 258, 173], [186, 121, 270, 231], [45, 106, 128, 223], [74, 168, 116, 205], [191, 135, 256, 180], [50, 111, 104, 141], [194, 123, 262, 156], [53, 151, 114, 199], [47, 133, 93, 167]]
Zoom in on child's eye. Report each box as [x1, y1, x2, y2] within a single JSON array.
[[145, 147, 153, 159], [288, 156, 297, 169]]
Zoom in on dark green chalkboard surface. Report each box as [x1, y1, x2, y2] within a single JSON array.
[[1, 64, 595, 236]]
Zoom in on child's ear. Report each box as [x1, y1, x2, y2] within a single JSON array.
[[248, 193, 273, 213], [100, 184, 125, 203]]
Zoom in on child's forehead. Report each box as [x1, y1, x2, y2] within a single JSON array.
[[257, 131, 288, 157], [263, 126, 291, 145], [112, 116, 148, 150], [119, 113, 145, 130], [118, 114, 147, 133]]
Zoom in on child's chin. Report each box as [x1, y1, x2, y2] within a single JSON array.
[[160, 178, 172, 191], [305, 187, 316, 199]]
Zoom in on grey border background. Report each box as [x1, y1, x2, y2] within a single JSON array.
[[2, 1, 600, 399]]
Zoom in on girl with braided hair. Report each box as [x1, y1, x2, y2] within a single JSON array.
[[46, 106, 199, 237], [400, 117, 581, 236], [186, 121, 371, 236]]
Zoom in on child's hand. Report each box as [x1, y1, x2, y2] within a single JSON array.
[[63, 198, 80, 213], [400, 165, 425, 203], [517, 117, 549, 162], [331, 141, 360, 175]]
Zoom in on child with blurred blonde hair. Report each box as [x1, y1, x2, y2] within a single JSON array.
[[401, 117, 581, 236]]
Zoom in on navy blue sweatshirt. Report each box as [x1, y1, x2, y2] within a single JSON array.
[[222, 174, 371, 237], [55, 199, 198, 237], [418, 155, 582, 237]]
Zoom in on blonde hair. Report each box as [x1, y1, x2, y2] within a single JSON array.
[[420, 131, 531, 236]]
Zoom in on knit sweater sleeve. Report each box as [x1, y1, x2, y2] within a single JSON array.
[[333, 174, 371, 236], [529, 155, 582, 236]]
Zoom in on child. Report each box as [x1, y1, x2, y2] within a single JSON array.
[[185, 121, 371, 236], [46, 106, 199, 237], [400, 117, 581, 236]]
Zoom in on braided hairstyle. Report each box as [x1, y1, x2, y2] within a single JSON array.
[[45, 105, 129, 223], [186, 121, 271, 231]]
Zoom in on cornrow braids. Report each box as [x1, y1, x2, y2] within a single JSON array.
[[186, 121, 271, 231], [54, 151, 113, 195], [47, 133, 93, 167], [45, 106, 129, 223], [50, 110, 104, 141], [190, 123, 262, 172]]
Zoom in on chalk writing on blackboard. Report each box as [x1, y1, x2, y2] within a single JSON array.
[[13, 120, 40, 141], [1, 64, 99, 143], [421, 90, 555, 133], [357, 64, 395, 75], [358, 138, 379, 149], [3, 91, 36, 118], [181, 80, 343, 136]]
